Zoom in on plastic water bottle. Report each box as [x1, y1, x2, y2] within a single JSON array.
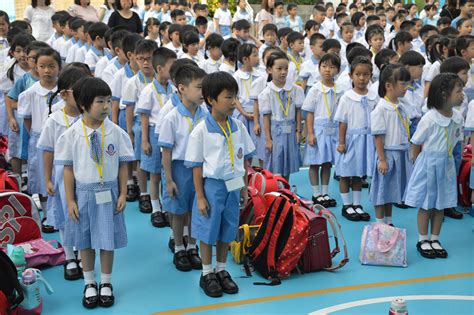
[[7, 245, 26, 276], [21, 269, 42, 310], [389, 298, 408, 315]]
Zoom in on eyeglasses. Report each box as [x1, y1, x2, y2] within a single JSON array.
[[137, 56, 152, 63]]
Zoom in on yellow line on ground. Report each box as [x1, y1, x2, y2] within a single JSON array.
[[153, 272, 474, 315]]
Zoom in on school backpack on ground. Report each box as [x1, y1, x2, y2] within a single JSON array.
[[0, 170, 21, 192], [298, 205, 349, 273], [239, 186, 268, 226], [0, 251, 24, 314], [230, 224, 260, 276], [249, 190, 309, 284], [248, 167, 290, 194], [458, 145, 471, 207]]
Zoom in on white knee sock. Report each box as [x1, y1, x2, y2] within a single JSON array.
[[59, 230, 76, 264], [385, 216, 392, 225], [340, 193, 351, 205], [100, 273, 112, 296], [419, 234, 431, 250], [311, 185, 321, 197], [321, 185, 329, 195], [202, 264, 213, 276], [151, 199, 161, 213], [352, 190, 361, 205], [83, 271, 96, 298]]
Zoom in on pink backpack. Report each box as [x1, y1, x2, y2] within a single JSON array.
[[13, 239, 65, 268]]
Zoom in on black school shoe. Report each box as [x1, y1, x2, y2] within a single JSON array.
[[341, 205, 360, 221], [187, 248, 203, 270], [216, 270, 239, 294], [168, 238, 175, 253], [173, 250, 192, 271], [444, 208, 463, 219], [322, 194, 337, 207], [416, 240, 436, 259], [151, 212, 167, 228], [200, 273, 223, 298], [41, 217, 57, 234], [64, 260, 81, 281], [82, 283, 98, 309], [430, 241, 448, 258], [139, 195, 152, 213], [98, 283, 115, 307], [361, 177, 369, 188], [126, 184, 139, 202], [353, 205, 370, 221], [312, 195, 327, 207]]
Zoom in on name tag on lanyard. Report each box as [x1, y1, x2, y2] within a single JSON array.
[[95, 190, 112, 205], [225, 176, 245, 192]]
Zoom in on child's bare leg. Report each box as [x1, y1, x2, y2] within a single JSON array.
[[11, 157, 21, 174], [81, 248, 97, 298], [150, 173, 161, 212], [384, 204, 393, 224], [309, 165, 321, 198]]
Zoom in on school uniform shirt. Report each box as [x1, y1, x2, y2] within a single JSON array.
[[234, 69, 260, 112], [94, 52, 114, 79], [65, 40, 83, 64], [298, 56, 321, 90], [273, 16, 287, 30], [74, 43, 89, 63], [185, 113, 256, 181], [285, 16, 303, 32], [214, 8, 232, 27], [6, 72, 38, 101], [286, 58, 299, 87], [37, 109, 80, 152], [424, 60, 441, 83], [399, 81, 424, 118], [122, 71, 153, 116], [84, 47, 104, 72], [334, 89, 378, 131], [180, 53, 203, 63], [322, 18, 335, 36], [17, 81, 58, 134], [0, 64, 27, 96], [52, 36, 66, 55], [136, 79, 173, 126], [164, 42, 183, 56], [154, 93, 180, 136], [302, 82, 344, 120], [110, 63, 136, 111], [371, 98, 411, 150], [161, 12, 171, 23], [102, 58, 124, 87], [60, 37, 75, 62], [258, 81, 304, 122], [335, 69, 352, 93], [384, 31, 396, 49], [54, 117, 135, 183], [158, 102, 209, 161], [199, 58, 222, 74], [250, 75, 268, 102], [302, 37, 312, 62], [219, 62, 236, 75], [411, 37, 424, 53], [233, 9, 253, 24], [318, 21, 331, 38], [465, 100, 474, 132], [47, 32, 62, 49]]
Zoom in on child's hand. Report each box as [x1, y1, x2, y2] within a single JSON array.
[[116, 194, 126, 212], [197, 197, 209, 217], [378, 160, 388, 175], [266, 139, 272, 152], [68, 201, 79, 222], [241, 188, 249, 207], [142, 141, 152, 156], [337, 143, 346, 154], [308, 134, 316, 146], [253, 123, 260, 136], [296, 131, 301, 144], [167, 180, 179, 198], [8, 117, 19, 133], [46, 180, 55, 196], [244, 112, 254, 121]]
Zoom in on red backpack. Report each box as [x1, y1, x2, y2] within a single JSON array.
[[458, 145, 472, 207], [249, 190, 308, 285], [0, 170, 20, 192], [239, 186, 268, 226], [248, 167, 290, 194]]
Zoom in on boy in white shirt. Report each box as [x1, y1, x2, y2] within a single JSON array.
[[84, 22, 109, 75]]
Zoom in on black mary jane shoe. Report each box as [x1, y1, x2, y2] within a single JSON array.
[[164, 212, 170, 227], [353, 205, 371, 221], [394, 203, 410, 209], [322, 194, 337, 207], [341, 205, 360, 221], [200, 273, 223, 298], [430, 240, 448, 258], [187, 248, 203, 270], [173, 250, 192, 272], [41, 218, 57, 234], [139, 195, 152, 213], [215, 270, 239, 294], [312, 195, 327, 207], [126, 184, 139, 202], [168, 238, 175, 253], [416, 240, 436, 259], [82, 283, 99, 309], [151, 212, 167, 228], [361, 177, 369, 188], [64, 259, 81, 281], [444, 208, 463, 220], [98, 283, 115, 307]]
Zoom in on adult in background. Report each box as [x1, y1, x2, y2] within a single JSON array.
[[23, 0, 55, 42], [68, 0, 99, 22], [256, 0, 274, 40], [440, 0, 461, 20], [98, 0, 116, 25], [108, 0, 143, 34]]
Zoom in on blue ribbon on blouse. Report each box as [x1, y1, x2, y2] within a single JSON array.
[[89, 131, 103, 165]]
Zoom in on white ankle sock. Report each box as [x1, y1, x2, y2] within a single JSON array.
[[322, 185, 329, 195], [341, 193, 351, 205], [140, 192, 149, 196], [345, 206, 356, 214], [127, 179, 134, 185], [202, 264, 213, 276], [132, 171, 137, 177], [100, 273, 112, 296], [170, 230, 174, 239], [430, 235, 442, 250], [175, 244, 185, 252], [311, 185, 321, 197], [151, 199, 161, 213], [183, 226, 189, 237], [83, 271, 96, 298], [40, 201, 47, 212], [187, 243, 196, 250], [419, 234, 431, 250], [376, 218, 384, 223], [216, 261, 226, 273], [352, 190, 361, 205], [59, 230, 76, 262], [385, 216, 392, 225]]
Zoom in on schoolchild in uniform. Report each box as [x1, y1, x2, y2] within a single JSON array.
[[214, 0, 232, 37], [219, 38, 240, 75], [164, 23, 183, 56], [123, 39, 158, 213], [405, 73, 465, 259], [55, 77, 134, 309], [259, 50, 304, 180], [370, 64, 413, 226], [18, 48, 61, 231], [158, 66, 207, 271], [94, 27, 117, 79], [136, 47, 177, 228], [233, 43, 260, 143], [60, 17, 80, 62], [299, 33, 325, 93], [38, 67, 91, 281], [199, 33, 224, 74], [84, 22, 109, 75], [334, 56, 376, 222], [65, 18, 87, 64], [180, 29, 202, 62], [365, 25, 385, 82], [74, 21, 93, 64], [423, 36, 451, 98], [258, 23, 278, 61], [185, 71, 255, 298], [303, 53, 344, 207], [101, 29, 130, 86], [286, 31, 305, 86], [47, 11, 68, 50]]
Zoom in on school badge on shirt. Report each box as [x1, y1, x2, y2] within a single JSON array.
[[237, 147, 243, 160], [106, 144, 116, 156]]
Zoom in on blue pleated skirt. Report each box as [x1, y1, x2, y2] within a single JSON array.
[[46, 164, 68, 229], [133, 117, 142, 161], [266, 120, 301, 176], [303, 122, 338, 165], [335, 128, 375, 178], [27, 132, 46, 195]]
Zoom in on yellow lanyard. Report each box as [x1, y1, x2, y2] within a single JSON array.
[[62, 109, 70, 129], [384, 96, 410, 140], [185, 117, 200, 132], [275, 90, 292, 117], [82, 120, 105, 184], [287, 53, 301, 72], [217, 120, 235, 173], [243, 75, 252, 99], [321, 83, 336, 119], [444, 127, 453, 158], [152, 82, 165, 108]]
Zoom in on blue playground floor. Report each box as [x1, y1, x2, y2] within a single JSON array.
[[40, 168, 474, 315]]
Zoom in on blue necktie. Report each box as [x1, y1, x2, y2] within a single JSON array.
[[361, 96, 370, 129], [279, 90, 288, 106], [89, 131, 102, 164]]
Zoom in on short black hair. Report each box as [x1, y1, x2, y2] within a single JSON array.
[[366, 15, 380, 25], [313, 4, 326, 12], [277, 27, 292, 40], [287, 31, 304, 45], [73, 77, 111, 114], [347, 46, 371, 65], [309, 33, 325, 46], [234, 19, 251, 31], [346, 42, 364, 56], [202, 71, 239, 107], [205, 33, 224, 50], [70, 18, 86, 31], [175, 65, 206, 88], [393, 31, 413, 50], [336, 12, 348, 24], [110, 29, 130, 50], [440, 26, 459, 36], [427, 73, 463, 110], [170, 9, 185, 19], [400, 20, 415, 32], [35, 47, 61, 69], [122, 33, 143, 56], [181, 30, 199, 53], [221, 38, 240, 62], [262, 23, 277, 35], [365, 24, 384, 43], [399, 50, 426, 66], [378, 64, 411, 97], [152, 47, 177, 69], [319, 53, 341, 72], [33, 0, 51, 7], [440, 56, 470, 74], [322, 38, 341, 52], [419, 24, 438, 39], [88, 22, 108, 41], [437, 16, 452, 26], [195, 16, 208, 26], [287, 3, 298, 12], [135, 39, 158, 55], [374, 49, 398, 71], [274, 1, 284, 8], [168, 23, 182, 40], [27, 41, 50, 55], [170, 58, 197, 83], [350, 55, 373, 73], [237, 43, 257, 63]]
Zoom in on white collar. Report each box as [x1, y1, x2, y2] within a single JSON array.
[[314, 81, 338, 94], [49, 108, 80, 127], [426, 108, 463, 127], [345, 89, 377, 102], [75, 117, 113, 137], [31, 81, 57, 96], [234, 69, 258, 80], [378, 97, 401, 111], [268, 80, 294, 92]]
